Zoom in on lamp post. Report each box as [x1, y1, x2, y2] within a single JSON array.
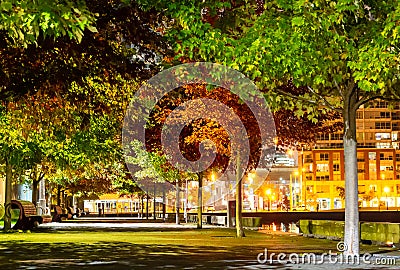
[[289, 173, 293, 211], [294, 171, 299, 208], [248, 172, 255, 211], [266, 189, 271, 211], [384, 186, 390, 211], [299, 167, 306, 209], [271, 194, 276, 210], [211, 173, 215, 211], [184, 178, 188, 223]]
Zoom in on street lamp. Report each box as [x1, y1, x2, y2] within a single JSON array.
[[299, 167, 306, 210], [266, 189, 271, 211], [211, 173, 215, 182], [247, 173, 255, 211], [271, 194, 276, 210], [273, 137, 279, 145], [211, 173, 216, 211], [289, 173, 293, 211], [294, 171, 299, 208], [185, 178, 188, 223], [384, 186, 390, 210]]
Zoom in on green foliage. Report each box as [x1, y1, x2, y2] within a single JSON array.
[[0, 0, 97, 47], [127, 140, 194, 184], [0, 73, 135, 194], [0, 104, 30, 168], [0, 0, 170, 200], [159, 0, 400, 118]]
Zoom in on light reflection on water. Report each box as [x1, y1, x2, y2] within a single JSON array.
[[260, 222, 300, 233]]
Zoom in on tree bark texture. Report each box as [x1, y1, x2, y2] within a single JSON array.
[[235, 154, 245, 237], [197, 172, 203, 229], [343, 85, 359, 256]]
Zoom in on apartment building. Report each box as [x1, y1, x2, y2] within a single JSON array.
[[298, 100, 400, 210]]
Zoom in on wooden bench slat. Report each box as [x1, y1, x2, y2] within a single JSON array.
[[11, 200, 51, 230]]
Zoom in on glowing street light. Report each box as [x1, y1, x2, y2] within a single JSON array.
[[293, 171, 299, 209], [210, 173, 216, 211], [384, 186, 390, 210], [248, 172, 254, 183], [266, 189, 271, 211], [273, 137, 279, 145], [271, 194, 276, 210]]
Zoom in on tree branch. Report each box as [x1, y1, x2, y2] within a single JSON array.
[[38, 171, 45, 181], [275, 87, 342, 113], [275, 88, 318, 106], [354, 95, 381, 108], [345, 78, 356, 102], [355, 93, 400, 109], [334, 79, 344, 99], [307, 86, 341, 112]]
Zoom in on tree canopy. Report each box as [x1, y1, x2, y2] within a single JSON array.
[[146, 0, 400, 255], [0, 0, 172, 230]]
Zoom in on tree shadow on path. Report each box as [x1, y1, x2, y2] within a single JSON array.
[[0, 241, 286, 269]]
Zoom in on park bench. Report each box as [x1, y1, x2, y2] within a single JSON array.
[[51, 205, 72, 222], [67, 206, 77, 218], [67, 206, 83, 218], [77, 208, 89, 216], [11, 200, 51, 230]]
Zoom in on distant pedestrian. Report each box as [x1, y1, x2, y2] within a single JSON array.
[[316, 204, 319, 212]]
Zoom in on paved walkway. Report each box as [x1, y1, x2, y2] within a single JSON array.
[[40, 221, 198, 229], [1, 222, 399, 269]]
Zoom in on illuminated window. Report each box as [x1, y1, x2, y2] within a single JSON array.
[[375, 122, 391, 129], [369, 152, 376, 160], [319, 153, 329, 161], [333, 153, 340, 161], [333, 164, 340, 171], [317, 164, 329, 172]]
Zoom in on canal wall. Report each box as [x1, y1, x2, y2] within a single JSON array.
[[299, 219, 400, 245]]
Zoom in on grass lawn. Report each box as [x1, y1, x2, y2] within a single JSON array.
[[0, 226, 340, 253], [0, 225, 397, 269]]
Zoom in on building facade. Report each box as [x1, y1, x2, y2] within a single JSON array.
[[299, 100, 400, 210]]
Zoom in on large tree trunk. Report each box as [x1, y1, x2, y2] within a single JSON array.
[[141, 195, 144, 218], [235, 154, 245, 237], [56, 185, 61, 206], [32, 180, 39, 206], [38, 176, 46, 215], [31, 166, 44, 206], [197, 172, 203, 229], [33, 170, 46, 214], [175, 181, 180, 225], [3, 157, 12, 231], [153, 184, 156, 220], [162, 187, 166, 221], [343, 86, 359, 255], [146, 192, 149, 220]]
